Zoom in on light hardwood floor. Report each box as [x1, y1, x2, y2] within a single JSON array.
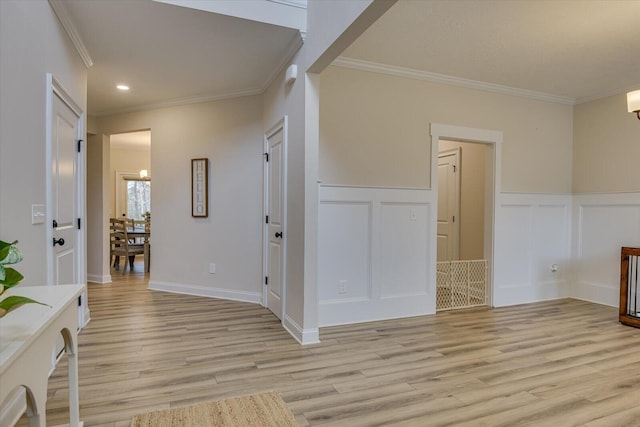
[[23, 264, 640, 426]]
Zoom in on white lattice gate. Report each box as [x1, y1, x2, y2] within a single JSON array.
[[437, 260, 488, 311]]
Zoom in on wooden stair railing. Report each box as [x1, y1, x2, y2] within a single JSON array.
[[620, 246, 640, 328]]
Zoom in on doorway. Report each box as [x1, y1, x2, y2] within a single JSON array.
[[431, 124, 501, 309], [263, 118, 287, 321]]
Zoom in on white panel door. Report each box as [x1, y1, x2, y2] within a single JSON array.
[[437, 149, 460, 261], [266, 127, 285, 319], [51, 92, 79, 286]]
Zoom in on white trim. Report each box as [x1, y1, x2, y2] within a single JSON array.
[[267, 0, 307, 9], [430, 123, 502, 309], [87, 274, 112, 284], [333, 57, 575, 106], [93, 88, 262, 117], [283, 315, 320, 345], [48, 0, 94, 68], [576, 83, 640, 105], [149, 281, 262, 304]]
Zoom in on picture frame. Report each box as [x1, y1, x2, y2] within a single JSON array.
[[191, 158, 208, 217]]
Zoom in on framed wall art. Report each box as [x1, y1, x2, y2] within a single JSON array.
[[191, 158, 208, 217]]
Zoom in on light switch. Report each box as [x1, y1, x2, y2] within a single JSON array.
[[32, 204, 45, 224]]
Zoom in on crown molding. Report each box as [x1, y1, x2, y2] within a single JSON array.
[[259, 33, 304, 93], [48, 0, 93, 68], [333, 56, 576, 106], [93, 88, 263, 117], [267, 0, 307, 9], [575, 83, 640, 105]]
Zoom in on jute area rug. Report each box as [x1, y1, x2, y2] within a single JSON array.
[[130, 391, 298, 427]]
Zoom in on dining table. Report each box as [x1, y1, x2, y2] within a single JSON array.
[[127, 226, 150, 273]]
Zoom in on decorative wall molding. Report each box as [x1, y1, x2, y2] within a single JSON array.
[[149, 280, 262, 304], [318, 186, 435, 326], [494, 193, 572, 306], [571, 192, 640, 307], [48, 0, 94, 68], [333, 56, 576, 106]]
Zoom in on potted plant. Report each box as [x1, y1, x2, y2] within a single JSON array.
[[0, 240, 46, 318]]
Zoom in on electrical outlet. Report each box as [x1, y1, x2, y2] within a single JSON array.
[[410, 209, 417, 221], [550, 264, 558, 273], [339, 280, 347, 294], [209, 263, 216, 274]]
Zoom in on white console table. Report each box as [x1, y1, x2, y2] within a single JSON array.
[[0, 284, 85, 426]]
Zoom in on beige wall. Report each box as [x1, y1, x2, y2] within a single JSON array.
[[98, 96, 263, 295], [320, 66, 574, 193], [439, 140, 486, 260], [573, 92, 640, 193], [0, 0, 87, 285], [87, 134, 110, 281], [109, 145, 151, 217]]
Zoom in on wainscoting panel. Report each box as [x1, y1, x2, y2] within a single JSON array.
[[379, 203, 430, 299], [318, 186, 435, 326], [318, 201, 372, 303], [493, 193, 572, 306], [572, 192, 640, 307]]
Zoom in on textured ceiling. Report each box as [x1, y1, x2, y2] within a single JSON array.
[[342, 0, 640, 101]]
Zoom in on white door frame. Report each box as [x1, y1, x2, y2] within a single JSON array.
[[263, 117, 288, 320], [45, 74, 88, 326], [430, 123, 502, 307]]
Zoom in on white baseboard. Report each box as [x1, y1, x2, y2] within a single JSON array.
[[87, 274, 111, 284], [148, 280, 262, 305], [283, 315, 320, 345]]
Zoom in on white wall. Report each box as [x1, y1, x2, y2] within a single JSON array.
[[86, 134, 110, 283], [0, 0, 87, 285], [98, 96, 264, 302]]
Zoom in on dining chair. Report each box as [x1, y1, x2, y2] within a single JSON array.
[[110, 218, 145, 272]]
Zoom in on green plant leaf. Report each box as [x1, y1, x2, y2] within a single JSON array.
[[0, 295, 49, 318], [0, 267, 23, 287]]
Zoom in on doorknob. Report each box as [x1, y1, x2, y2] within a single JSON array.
[[275, 232, 283, 239], [53, 237, 65, 247]]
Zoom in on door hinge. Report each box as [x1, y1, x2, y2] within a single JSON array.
[[264, 152, 269, 162], [265, 215, 269, 224], [77, 139, 83, 153], [265, 276, 268, 285], [52, 219, 58, 228], [452, 215, 456, 223], [77, 218, 81, 229], [453, 165, 457, 172], [78, 295, 82, 307]]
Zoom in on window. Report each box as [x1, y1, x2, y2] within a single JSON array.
[[126, 179, 151, 219]]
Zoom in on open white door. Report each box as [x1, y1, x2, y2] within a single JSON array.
[[437, 148, 460, 261], [47, 75, 87, 347], [264, 118, 287, 320]]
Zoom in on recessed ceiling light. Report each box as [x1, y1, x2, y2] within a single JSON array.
[[116, 84, 130, 91]]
